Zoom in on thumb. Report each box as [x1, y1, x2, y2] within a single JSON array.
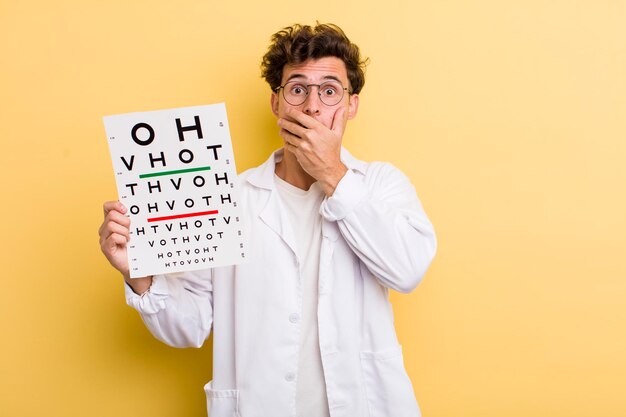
[[331, 107, 347, 134]]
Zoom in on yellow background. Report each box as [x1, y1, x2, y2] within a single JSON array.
[[1, 1, 624, 416]]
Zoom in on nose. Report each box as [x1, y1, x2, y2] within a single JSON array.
[[301, 86, 321, 116]]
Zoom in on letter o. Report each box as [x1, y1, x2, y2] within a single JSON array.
[[160, 239, 166, 246], [131, 123, 155, 146], [179, 149, 194, 164], [130, 205, 140, 215], [185, 198, 194, 208], [195, 220, 203, 228], [193, 175, 205, 187]]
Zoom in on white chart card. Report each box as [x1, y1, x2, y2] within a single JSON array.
[[104, 103, 247, 278]]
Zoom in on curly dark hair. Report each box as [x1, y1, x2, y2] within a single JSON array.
[[261, 23, 368, 94]]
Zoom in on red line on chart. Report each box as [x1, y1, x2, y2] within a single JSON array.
[[147, 210, 219, 222]]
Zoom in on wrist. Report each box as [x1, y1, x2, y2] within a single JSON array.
[[124, 274, 153, 295], [320, 163, 348, 197]]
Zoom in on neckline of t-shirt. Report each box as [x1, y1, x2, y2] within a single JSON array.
[[274, 173, 324, 198]]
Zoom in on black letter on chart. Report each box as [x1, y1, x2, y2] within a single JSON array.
[[206, 144, 222, 160], [149, 151, 166, 168], [121, 155, 135, 171], [215, 172, 229, 185], [176, 116, 203, 141], [131, 123, 155, 146], [125, 183, 138, 196]]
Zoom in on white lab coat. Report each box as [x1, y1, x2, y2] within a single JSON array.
[[125, 148, 437, 417]]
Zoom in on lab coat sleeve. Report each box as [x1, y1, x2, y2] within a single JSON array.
[[320, 162, 437, 293], [124, 269, 213, 348]]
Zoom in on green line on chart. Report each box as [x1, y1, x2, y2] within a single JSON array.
[[139, 166, 212, 179]]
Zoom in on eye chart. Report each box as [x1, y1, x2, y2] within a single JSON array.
[[104, 103, 247, 278]]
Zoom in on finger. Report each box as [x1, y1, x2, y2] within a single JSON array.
[[108, 209, 131, 227], [278, 127, 303, 148], [101, 220, 131, 242], [102, 233, 128, 255], [99, 209, 130, 236], [331, 106, 347, 134], [285, 107, 321, 129], [278, 118, 307, 138], [283, 141, 299, 155], [103, 201, 127, 217], [100, 228, 128, 249]]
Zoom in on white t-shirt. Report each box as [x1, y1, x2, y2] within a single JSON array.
[[274, 174, 330, 417]]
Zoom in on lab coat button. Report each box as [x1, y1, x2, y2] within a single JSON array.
[[289, 313, 300, 323], [285, 372, 296, 382]]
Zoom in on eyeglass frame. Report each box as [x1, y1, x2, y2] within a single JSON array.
[[274, 80, 351, 107]]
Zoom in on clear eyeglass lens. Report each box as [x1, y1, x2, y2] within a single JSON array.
[[282, 81, 344, 106]]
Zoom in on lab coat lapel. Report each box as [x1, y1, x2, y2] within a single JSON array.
[[246, 149, 299, 258], [258, 190, 299, 258]]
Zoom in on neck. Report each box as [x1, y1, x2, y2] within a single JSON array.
[[275, 148, 317, 191]]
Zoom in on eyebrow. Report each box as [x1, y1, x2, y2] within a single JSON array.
[[285, 74, 343, 83]]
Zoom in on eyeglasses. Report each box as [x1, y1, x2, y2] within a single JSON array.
[[275, 80, 350, 106]]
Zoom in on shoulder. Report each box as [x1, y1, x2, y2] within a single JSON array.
[[343, 152, 418, 204], [235, 151, 278, 193], [342, 147, 407, 178], [363, 160, 406, 180], [236, 166, 264, 204], [237, 166, 257, 184], [343, 149, 412, 191]]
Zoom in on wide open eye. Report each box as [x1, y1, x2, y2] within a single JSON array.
[[321, 82, 340, 97], [287, 83, 307, 96]]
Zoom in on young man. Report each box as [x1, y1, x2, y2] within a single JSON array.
[[99, 23, 436, 417]]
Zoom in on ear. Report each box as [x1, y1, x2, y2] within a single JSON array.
[[270, 92, 279, 117], [347, 94, 359, 120]]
